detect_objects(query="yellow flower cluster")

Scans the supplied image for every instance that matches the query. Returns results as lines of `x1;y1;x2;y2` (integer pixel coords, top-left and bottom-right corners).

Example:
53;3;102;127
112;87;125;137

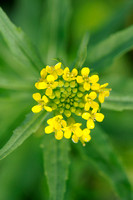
32;62;111;146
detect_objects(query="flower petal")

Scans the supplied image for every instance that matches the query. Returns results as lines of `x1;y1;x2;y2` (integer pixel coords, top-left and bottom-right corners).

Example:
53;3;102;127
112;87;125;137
77;76;83;83
81;67;90;76
55;131;63;140
32;93;41;101
45;125;53;134
87;119;95;129
89;75;99;83
32;105;42;113
95;113;104;122
82;112;91;120
84;82;90;91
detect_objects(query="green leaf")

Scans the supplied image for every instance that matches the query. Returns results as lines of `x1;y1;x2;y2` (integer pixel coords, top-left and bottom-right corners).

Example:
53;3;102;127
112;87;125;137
74;32;89;69
39;0;71;63
102;93;133;111
87;25;133;71
77;125;132;200
0;111;48;160
0;8;43;76
43;135;70;200
90;0;133;46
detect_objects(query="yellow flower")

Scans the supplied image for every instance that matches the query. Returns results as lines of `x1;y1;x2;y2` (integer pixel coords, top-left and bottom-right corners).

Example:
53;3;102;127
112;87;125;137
45;115;67;140
32;62;111;146
36;75;58;96
91;83;111;103
77;67;99;91
84;92;99;112
82;111;104;129
72;128;91;145
32;93;52;113
35;68;47;89
46;62;63;80
64;123;83;139
63;67;78;81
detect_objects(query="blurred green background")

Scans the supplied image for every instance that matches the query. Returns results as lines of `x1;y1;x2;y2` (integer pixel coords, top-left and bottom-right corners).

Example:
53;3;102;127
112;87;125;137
0;0;133;200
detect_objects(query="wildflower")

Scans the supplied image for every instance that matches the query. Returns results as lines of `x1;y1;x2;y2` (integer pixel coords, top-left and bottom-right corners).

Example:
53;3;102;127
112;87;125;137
32;93;52;113
91;83;111;103
64;123;83;139
84;92;99;112
82;111;104;129
45;115;66;140
63;67;78;81
77;67;99;91
32;62;111;146
46;62;63;80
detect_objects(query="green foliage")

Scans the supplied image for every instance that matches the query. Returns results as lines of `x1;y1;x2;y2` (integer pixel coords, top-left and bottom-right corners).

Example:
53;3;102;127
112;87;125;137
0;8;43;76
74;33;89;69
87;25;133;71
77;125;132;200
43;135;70;200
0;1;133;200
0;112;48;160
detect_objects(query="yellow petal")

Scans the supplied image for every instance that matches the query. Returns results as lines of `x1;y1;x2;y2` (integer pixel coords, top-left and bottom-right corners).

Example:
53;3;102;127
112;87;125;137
74;128;82;137
55;131;63;140
83;82;90;91
64;129;71;139
55;122;61;130
82;134;91;142
82;112;91;120
32;105;42;113
56;68;64;76
40;68;47;78
95;113;104;122
52;71;58;80
81;67;90;76
91;83;100;90
89;75;99;83
77;76;83;83
100;83;108;88
32;93;41;101
91;101;99;110
104;90;110;97
35;81;47;89
88;92;97;100
45;125;53;134
82;128;90;135
54;62;61;70
98;93;105;103
72;134;79;143
72;68;78;76
84;102;91;111
64;67;69;74
52;81;58;89
46;88;53;96
47;75;55;82
44;106;52;112
62;120;67;127
42;95;48;103
87;119;95;129
46;65;54;73
47;118;53;125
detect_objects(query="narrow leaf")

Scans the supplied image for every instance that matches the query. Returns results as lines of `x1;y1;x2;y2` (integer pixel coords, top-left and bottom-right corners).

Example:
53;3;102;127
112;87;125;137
90;0;133;46
74;32;89;69
78;126;132;200
0;111;48;160
0;8;43;75
87;25;133;71
43;135;70;200
102;93;133;111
